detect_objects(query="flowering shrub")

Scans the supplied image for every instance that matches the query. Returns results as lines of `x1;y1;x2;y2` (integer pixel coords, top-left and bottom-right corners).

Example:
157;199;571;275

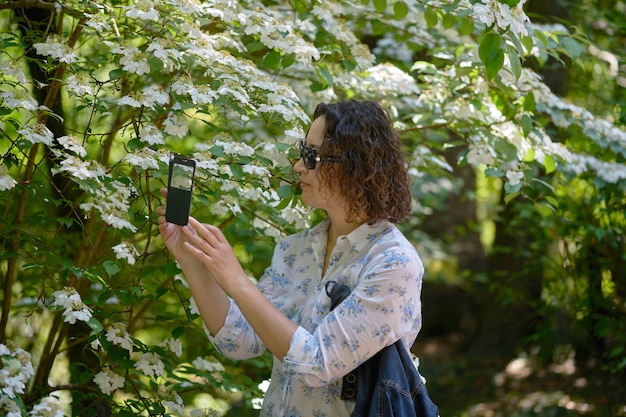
0;0;624;416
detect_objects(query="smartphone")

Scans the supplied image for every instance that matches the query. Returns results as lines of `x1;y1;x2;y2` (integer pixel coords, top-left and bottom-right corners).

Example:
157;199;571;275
166;155;196;226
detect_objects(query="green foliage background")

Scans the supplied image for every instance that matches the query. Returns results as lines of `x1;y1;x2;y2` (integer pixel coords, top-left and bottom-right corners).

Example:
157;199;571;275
0;0;624;415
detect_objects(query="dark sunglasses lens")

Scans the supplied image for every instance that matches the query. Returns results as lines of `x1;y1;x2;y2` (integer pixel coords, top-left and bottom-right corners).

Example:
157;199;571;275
300;143;317;169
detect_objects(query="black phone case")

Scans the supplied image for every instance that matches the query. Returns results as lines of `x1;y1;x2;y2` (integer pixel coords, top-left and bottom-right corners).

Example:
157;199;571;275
165;156;195;226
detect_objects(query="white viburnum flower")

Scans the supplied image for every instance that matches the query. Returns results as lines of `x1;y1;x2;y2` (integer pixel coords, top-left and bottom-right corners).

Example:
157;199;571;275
33;35;78;63
28;396;64;417
163;391;184;414
112;242;140;265
139;124;164;145
112;44;150;75
83;12;111;32
0;60;28;83
0;395;21;417
192;357;225;373
93;369;125;396
117;91;142;108
0;90;39;110
134;352;165;378
163;112;189;138
53;287;92;324
79;180;138;232
57;135;87;157
0;346;34;399
506;170;525;186
466;145;495;166
124;150;160;171
105;323;134;352
188;297;199;315
141;84;170;109
53;287;82;309
90;338;102;350
164;338;183;357
18;123;54;146
190;409;222;417
62;301;93;324
65;74;93;96
215;138;255;157
0;164;17;191
55;155;100;181
125;0;160;21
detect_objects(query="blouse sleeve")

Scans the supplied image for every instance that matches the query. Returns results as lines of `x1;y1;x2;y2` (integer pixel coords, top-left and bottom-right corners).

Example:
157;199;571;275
205;298;267;360
282;243;424;387
205;264;285;360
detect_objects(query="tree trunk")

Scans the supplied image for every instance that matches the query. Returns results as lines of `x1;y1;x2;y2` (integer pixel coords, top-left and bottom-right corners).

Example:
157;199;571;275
13;6;108;416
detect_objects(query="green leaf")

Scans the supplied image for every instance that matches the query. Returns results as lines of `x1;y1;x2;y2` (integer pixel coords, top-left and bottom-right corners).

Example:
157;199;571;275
263;50;281;69
499;0;520;6
504;181;522;194
393;1;409;19
424;8;439;28
315;65;334;88
521;34;534;53
508;50;522;80
277;184;295;199
442;13;456;29
341;59;357;72
535;202;556;217
128;138;144;152
373;0;386;13
504;190;520;204
87;316;104;333
479;33;504;80
530;177;555;192
172;326;185;339
108;68;126;80
458;17;475;36
281;53;296;68
245;41;265;53
80;371;92;384
545;196;559;208
560;36;583;59
230;164;244;180
523;92;535;112
484;167;505;178
56;217;74;227
521;114;533;136
523;148;535;162
103;260;121;277
543;155;556;174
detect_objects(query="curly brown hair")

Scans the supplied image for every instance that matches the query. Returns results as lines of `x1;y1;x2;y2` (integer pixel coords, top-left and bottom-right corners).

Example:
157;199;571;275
312;100;412;224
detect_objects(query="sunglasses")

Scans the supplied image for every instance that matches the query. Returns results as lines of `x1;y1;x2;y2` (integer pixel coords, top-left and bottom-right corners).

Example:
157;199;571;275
298;139;340;170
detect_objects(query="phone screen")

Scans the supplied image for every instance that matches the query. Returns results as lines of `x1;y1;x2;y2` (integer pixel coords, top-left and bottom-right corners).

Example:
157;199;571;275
170;162;194;191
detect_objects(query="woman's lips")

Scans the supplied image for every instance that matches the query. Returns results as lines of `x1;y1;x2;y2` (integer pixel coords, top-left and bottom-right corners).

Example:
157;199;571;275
299;180;309;188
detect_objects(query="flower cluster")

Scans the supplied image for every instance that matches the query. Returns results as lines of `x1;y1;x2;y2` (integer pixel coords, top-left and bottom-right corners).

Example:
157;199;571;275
52;287;93;325
0;164;17;191
472;0;530;36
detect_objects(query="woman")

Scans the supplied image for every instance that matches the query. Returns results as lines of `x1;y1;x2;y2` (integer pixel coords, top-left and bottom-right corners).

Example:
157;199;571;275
158;100;424;416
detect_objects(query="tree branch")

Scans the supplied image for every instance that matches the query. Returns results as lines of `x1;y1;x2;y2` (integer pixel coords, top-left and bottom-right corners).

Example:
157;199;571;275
0;0;59;11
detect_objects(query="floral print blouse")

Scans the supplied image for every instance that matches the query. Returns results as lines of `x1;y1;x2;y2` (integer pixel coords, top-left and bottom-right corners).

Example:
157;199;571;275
207;218;424;417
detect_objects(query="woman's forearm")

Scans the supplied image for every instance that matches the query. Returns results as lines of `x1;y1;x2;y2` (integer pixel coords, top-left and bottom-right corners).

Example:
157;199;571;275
178;257;231;336
225;277;298;361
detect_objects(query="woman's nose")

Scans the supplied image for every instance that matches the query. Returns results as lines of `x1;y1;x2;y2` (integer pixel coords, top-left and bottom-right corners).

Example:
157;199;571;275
293;157;306;173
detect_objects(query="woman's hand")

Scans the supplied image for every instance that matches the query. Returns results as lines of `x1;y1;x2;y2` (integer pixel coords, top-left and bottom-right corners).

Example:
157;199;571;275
182;217;249;295
157;188;197;261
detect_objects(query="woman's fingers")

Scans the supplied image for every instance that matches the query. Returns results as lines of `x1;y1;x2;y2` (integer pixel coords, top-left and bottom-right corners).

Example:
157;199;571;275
187;217;222;247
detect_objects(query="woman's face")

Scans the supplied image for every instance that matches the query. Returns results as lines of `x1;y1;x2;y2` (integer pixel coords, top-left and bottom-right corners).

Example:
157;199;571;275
294;116;345;214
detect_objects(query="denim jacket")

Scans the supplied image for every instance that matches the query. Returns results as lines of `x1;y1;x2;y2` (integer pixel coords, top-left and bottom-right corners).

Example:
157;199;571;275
327;281;439;417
